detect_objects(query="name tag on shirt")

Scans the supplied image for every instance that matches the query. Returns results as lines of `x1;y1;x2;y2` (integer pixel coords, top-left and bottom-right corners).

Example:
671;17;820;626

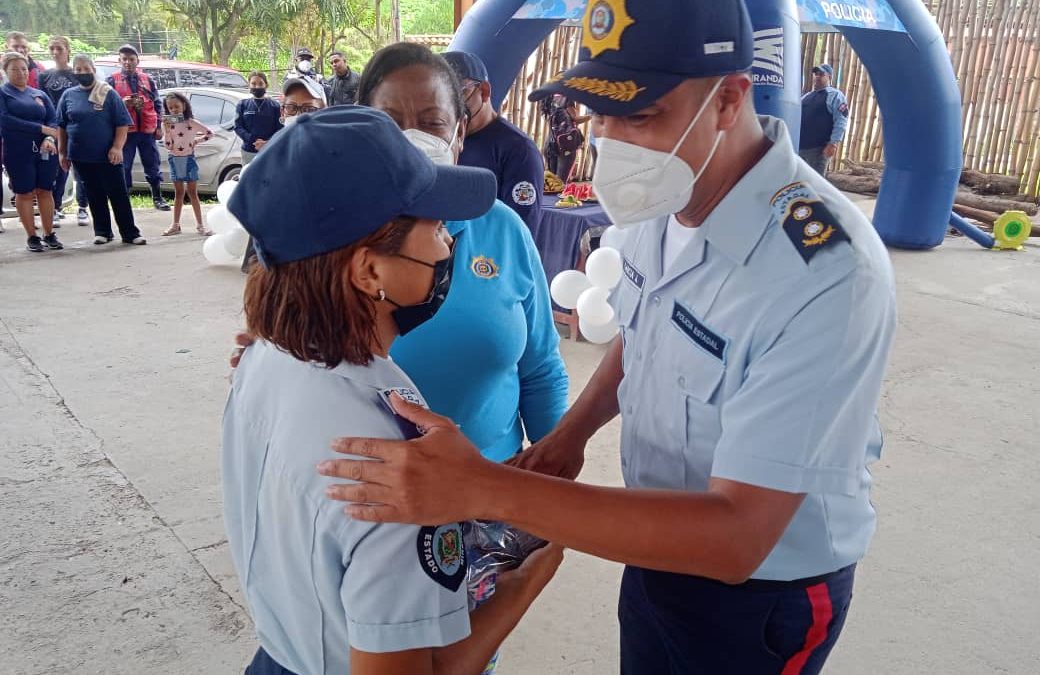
379;388;426;440
623;258;645;290
671;302;728;363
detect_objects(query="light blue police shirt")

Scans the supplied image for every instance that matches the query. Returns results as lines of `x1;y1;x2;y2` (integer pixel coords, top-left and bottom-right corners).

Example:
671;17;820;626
223;341;470;675
611;116;897;581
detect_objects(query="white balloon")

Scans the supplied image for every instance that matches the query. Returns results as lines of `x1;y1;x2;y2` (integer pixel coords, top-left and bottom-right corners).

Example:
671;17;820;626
585;246;623;289
203;234;238;265
579;316;619;344
550;270;592;310
216;179;238;204
599;225;628;250
206;204;241;235
223;226;249;257
576;287;615;326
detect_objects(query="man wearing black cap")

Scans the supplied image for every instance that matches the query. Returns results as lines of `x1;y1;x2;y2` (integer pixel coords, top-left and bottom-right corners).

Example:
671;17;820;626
799;64;849;176
320;1;897;673
107;44;170;211
442;51;543;231
285;47;327;105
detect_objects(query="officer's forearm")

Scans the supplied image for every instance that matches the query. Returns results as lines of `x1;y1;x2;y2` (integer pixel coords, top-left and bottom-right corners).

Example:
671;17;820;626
481;467;801;583
552;337;623;443
431;571;543;675
112;127;127;151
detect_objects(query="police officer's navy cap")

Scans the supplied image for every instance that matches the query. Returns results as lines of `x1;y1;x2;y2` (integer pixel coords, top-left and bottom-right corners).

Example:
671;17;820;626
118;43;139;56
443;51;489;83
812;64;834;76
296;47;315;58
227;106;497;267
530;0;754;116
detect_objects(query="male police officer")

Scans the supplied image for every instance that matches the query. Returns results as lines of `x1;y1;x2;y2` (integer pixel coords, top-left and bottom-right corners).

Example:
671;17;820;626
321;1;896;673
799;64;849;176
443;51;544;232
108;44;171;211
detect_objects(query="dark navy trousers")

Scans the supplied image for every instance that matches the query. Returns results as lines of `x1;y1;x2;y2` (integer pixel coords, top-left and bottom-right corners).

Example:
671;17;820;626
121;131;163;189
246;647;297;675
620;564;855;675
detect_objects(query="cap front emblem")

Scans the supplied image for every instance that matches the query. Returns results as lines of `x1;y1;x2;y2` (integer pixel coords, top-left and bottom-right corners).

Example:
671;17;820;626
582;0;636;59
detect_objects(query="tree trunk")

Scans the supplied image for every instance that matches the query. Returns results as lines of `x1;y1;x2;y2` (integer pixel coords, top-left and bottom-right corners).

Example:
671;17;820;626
269;34;278;83
374;0;382;43
959;169;1023;196
392;0;402;42
827;173;880;194
955;190;1038;216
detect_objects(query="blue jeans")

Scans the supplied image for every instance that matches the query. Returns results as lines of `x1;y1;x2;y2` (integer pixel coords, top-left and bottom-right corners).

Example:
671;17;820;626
52;166;89;210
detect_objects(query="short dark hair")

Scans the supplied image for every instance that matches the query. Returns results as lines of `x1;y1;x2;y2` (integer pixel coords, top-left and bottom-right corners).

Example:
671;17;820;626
247;70;268;86
163;92;194;119
243;218;417;368
330;51;345;59
357;42;466;124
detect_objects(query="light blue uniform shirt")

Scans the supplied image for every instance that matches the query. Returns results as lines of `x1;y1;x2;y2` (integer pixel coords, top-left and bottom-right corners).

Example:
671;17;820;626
611;116;896;581
391;200;569;463
223;342;470;675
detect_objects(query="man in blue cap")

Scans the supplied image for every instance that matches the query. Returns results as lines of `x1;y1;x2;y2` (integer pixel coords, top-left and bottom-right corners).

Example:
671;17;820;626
442;50;544;231
799;64;849;176
320;2;896;673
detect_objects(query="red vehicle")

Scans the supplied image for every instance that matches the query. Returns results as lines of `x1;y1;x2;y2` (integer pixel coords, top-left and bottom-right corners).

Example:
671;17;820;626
92;56;248;90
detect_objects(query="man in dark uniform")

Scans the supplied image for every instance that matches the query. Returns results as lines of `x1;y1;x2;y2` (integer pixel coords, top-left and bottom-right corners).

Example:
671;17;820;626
798;64;849;177
443;51;543;232
107;44;170;211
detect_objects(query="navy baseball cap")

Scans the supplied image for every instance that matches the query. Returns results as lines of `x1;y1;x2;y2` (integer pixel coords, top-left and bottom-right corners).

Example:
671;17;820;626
812;64;834;76
118;44;139;56
443;51;489;83
530;0;753;116
296;47;315;59
227;106;497;267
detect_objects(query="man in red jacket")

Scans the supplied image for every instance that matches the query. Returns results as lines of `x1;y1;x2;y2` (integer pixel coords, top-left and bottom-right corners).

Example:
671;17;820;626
106;44;170;211
5;32;45;87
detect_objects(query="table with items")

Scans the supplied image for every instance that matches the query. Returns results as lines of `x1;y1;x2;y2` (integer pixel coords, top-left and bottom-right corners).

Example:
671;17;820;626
528;193;613;339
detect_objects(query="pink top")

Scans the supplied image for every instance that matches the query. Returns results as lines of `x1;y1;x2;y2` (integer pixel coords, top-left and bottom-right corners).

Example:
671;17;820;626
163;119;213;157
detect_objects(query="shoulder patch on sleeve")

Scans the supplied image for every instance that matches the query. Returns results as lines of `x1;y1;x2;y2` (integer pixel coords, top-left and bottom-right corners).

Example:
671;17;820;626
512;181;537;206
771;182;850;264
417;523;467;591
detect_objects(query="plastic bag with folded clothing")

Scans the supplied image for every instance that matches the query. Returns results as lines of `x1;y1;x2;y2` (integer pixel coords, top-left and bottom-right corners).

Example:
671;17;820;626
463;520;547;610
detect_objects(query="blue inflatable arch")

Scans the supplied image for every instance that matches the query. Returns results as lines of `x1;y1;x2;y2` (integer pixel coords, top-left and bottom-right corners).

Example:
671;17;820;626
450;0;963;250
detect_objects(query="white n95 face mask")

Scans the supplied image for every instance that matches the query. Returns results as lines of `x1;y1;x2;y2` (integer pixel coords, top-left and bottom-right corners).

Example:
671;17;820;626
297;59;313;73
282;114;300;128
403;126;459;166
593;78;725;229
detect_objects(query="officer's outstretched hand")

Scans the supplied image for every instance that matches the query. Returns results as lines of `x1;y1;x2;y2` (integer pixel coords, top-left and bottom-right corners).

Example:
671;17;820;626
321;393;491;525
508;427;586;481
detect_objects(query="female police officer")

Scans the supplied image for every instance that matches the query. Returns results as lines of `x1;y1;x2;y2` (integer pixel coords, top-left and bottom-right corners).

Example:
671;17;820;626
223;106;562;675
319;1;897;673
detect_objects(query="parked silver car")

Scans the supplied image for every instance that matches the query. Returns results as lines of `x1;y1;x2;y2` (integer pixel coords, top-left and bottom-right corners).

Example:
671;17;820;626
130;87;250;196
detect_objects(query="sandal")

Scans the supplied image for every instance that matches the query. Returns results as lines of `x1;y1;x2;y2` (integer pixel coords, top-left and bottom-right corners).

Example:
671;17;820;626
196;224;214;237
162;224;182;236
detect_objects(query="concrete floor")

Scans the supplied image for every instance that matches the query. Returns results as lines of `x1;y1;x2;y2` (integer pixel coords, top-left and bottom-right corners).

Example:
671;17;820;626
1;205;1038;674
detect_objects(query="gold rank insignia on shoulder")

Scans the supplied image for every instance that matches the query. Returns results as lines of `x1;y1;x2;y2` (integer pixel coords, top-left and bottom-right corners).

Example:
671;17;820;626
771;182;849;264
583;0;636;58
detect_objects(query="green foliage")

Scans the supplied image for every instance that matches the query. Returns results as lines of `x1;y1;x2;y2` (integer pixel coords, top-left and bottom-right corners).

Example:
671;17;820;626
2;0;455;71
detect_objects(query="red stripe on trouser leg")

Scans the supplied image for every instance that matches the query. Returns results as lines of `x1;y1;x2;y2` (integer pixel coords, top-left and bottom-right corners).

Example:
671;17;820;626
780;582;834;675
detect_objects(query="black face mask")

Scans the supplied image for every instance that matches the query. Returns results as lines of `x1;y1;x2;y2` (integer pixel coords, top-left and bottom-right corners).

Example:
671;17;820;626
385;247;455;336
251;87;266;98
75;73;95;87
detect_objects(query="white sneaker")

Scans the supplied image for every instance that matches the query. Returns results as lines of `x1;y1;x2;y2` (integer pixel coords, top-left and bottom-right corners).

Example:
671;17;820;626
94;235;111;245
77;208;90;226
127;237;147;245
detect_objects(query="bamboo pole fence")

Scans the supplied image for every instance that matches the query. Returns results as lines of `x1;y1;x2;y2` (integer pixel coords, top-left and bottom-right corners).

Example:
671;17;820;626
496;1;1040;196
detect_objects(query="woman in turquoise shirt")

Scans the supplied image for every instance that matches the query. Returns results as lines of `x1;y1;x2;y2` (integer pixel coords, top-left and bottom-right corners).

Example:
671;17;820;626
358;43;568;463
